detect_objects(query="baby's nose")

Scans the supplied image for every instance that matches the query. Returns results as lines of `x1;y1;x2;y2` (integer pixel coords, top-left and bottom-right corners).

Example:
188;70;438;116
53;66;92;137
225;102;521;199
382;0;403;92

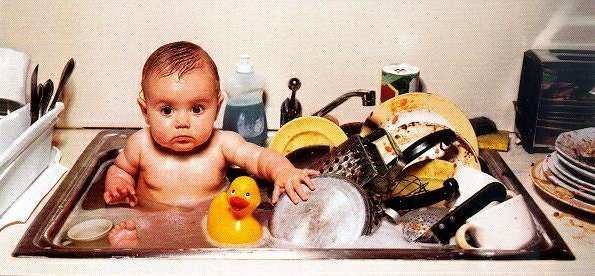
174;111;191;128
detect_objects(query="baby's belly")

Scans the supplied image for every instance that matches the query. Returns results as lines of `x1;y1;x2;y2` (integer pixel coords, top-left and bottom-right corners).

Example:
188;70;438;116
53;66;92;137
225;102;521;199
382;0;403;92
136;175;226;210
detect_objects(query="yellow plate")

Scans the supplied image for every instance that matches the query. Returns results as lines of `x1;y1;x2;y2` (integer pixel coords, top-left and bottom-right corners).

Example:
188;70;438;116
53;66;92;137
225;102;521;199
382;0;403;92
269;116;348;156
362;92;479;154
392;159;457;196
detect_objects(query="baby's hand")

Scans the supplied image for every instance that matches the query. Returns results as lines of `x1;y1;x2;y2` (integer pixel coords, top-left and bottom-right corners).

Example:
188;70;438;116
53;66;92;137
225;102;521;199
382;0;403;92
271;168;319;205
104;183;138;207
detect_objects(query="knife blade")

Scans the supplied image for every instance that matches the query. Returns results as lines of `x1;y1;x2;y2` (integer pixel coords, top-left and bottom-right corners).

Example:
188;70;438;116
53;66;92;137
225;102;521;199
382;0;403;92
48;58;75;111
415;181;507;244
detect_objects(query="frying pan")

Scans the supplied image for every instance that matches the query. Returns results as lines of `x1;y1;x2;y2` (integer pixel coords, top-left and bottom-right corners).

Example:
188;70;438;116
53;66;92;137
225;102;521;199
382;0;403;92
269;175;458;248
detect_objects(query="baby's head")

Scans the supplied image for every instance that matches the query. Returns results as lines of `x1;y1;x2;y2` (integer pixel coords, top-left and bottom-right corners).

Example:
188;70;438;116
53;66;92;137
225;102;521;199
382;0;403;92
139;41;222;153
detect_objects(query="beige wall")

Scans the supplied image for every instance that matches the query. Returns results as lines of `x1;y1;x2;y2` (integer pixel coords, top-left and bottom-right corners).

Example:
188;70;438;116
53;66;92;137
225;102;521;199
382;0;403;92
1;0;593;130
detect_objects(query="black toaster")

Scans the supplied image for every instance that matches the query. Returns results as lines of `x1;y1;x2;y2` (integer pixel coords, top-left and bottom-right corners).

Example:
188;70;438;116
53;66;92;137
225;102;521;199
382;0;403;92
515;49;595;153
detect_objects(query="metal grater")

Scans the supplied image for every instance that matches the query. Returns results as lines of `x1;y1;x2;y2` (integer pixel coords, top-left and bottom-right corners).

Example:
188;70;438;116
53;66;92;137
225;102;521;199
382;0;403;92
308;128;405;195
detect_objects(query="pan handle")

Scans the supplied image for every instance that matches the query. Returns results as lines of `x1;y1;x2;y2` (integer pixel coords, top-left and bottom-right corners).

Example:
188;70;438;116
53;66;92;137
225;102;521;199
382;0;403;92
422;181;508;244
382;178;459;211
401;129;457;164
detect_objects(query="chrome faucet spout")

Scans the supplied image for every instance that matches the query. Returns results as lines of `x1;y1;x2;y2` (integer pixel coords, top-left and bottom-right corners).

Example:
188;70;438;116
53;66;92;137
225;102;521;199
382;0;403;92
311;89;376;117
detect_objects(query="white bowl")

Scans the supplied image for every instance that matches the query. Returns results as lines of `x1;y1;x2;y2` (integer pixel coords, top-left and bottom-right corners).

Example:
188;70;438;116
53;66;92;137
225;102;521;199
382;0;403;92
67;219;113;242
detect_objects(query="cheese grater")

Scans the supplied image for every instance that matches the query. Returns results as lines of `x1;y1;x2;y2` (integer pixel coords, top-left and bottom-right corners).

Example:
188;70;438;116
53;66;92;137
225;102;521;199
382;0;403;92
307;128;456;195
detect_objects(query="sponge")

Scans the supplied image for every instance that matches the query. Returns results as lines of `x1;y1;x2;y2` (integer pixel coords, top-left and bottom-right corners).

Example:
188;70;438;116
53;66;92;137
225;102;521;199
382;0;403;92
477;130;510;151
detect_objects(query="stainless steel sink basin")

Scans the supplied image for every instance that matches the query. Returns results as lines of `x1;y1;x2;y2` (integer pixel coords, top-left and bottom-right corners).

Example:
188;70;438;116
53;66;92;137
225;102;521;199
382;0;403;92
13;129;574;259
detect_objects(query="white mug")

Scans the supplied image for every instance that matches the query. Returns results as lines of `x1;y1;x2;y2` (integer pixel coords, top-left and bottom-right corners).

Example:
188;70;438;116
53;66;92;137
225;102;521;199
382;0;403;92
455;195;536;250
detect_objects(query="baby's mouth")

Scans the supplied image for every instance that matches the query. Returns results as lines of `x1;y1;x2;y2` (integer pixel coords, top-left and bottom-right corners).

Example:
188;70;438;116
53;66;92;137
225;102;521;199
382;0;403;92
173;135;193;143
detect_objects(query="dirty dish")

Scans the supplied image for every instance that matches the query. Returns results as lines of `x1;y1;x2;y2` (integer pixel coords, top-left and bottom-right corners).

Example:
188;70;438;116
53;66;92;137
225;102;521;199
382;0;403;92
67;218;113;242
379;121;479;169
548;152;595;190
455;195;536;250
556;147;595;181
401;181;507;244
361;92;479;154
450;165;507;208
269;116;348;156
391;159;456;198
542;155;595;203
270;175;459;248
530;158;595;214
555;127;595;173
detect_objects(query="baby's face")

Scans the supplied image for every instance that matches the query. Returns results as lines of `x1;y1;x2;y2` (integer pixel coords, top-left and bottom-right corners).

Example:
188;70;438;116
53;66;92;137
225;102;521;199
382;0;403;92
140;69;221;152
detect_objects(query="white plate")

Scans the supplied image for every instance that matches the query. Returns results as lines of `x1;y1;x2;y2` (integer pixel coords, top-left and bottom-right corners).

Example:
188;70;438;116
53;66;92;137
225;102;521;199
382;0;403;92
550;152;595;191
555;127;595;174
530;159;595;214
542;155;595;203
556;150;595;181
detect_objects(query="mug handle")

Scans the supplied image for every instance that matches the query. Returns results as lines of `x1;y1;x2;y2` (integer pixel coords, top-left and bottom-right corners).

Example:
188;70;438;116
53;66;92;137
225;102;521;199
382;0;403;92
455;223;478;250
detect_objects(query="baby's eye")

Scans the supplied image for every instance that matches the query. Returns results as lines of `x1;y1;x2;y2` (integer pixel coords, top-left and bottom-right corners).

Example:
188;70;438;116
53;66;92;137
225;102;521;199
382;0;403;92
192;105;204;114
160;106;173;115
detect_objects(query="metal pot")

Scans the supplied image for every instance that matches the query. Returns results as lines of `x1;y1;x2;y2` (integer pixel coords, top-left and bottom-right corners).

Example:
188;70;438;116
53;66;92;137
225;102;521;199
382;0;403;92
269;175;458;248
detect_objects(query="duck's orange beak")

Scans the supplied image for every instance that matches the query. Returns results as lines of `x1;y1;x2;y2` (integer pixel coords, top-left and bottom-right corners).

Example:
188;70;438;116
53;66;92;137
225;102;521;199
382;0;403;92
229;196;250;212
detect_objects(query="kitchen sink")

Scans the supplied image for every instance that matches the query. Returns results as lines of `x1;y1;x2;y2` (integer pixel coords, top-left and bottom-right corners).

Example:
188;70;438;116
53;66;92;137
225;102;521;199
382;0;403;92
13;129;574;259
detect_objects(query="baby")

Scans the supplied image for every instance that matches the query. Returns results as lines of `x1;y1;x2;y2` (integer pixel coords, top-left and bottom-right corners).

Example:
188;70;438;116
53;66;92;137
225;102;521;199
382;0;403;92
104;41;318;247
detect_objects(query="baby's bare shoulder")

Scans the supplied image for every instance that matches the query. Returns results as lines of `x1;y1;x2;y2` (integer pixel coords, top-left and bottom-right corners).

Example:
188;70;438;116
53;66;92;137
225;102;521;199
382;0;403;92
215;130;245;145
122;129;153;155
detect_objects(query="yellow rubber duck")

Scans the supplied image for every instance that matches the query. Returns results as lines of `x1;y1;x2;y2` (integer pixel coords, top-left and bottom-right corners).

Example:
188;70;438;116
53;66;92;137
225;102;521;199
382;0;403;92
207;176;263;245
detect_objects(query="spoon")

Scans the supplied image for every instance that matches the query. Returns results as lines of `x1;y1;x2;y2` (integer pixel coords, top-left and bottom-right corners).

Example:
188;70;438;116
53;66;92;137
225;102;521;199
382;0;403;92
37;83;45;120
48;58;75;112
40;79;53;117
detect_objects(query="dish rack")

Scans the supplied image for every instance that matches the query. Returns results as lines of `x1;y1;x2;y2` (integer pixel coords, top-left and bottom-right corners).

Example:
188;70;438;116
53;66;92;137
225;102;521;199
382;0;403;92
0;102;63;216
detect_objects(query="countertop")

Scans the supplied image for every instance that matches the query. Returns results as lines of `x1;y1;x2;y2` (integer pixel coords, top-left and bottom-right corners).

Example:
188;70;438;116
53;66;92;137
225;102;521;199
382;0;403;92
1;129;593;275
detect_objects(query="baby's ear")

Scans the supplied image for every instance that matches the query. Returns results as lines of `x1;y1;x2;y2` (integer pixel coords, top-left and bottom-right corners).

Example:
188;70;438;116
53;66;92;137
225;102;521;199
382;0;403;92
137;97;149;123
216;93;224;114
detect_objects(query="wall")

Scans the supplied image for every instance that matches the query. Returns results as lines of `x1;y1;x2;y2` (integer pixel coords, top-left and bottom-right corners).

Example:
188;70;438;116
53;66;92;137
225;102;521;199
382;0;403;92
1;0;593;130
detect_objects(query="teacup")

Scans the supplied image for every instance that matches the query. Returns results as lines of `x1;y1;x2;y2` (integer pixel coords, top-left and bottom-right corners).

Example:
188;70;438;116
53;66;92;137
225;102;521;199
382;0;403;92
455;195;536;250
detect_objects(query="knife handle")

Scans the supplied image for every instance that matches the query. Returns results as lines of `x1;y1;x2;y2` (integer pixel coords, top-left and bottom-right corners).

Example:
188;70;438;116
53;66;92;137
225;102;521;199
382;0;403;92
429;181;507;244
383;178;459;210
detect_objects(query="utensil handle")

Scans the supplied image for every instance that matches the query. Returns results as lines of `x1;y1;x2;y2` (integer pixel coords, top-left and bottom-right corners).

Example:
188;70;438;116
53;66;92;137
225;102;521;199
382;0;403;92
427;181;507;244
383;178;459;210
402;129;457;164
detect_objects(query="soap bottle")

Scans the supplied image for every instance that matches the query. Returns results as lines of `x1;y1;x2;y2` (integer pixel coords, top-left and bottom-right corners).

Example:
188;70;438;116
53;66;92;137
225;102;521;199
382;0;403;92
222;55;267;146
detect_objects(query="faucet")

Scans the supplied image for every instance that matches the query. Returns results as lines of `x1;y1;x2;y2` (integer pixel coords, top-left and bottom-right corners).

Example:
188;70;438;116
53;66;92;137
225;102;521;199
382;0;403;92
311;89;376;117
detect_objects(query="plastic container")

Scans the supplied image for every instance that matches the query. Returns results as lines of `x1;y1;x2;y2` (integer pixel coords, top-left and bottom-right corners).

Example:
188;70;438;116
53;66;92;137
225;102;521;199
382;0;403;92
0;102;64;216
222;55;267;146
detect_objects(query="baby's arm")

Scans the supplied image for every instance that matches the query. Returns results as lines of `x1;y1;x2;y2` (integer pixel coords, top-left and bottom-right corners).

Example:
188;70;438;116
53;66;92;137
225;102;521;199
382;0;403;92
220;131;319;204
104;132;143;207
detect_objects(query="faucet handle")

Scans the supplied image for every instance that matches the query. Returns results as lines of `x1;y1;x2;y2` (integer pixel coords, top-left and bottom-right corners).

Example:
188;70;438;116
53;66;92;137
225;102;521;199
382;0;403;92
281;78;303;126
288;78;301;92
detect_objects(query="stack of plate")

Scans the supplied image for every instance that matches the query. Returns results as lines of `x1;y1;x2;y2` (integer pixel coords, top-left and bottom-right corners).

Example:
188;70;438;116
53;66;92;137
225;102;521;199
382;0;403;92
531;128;595;214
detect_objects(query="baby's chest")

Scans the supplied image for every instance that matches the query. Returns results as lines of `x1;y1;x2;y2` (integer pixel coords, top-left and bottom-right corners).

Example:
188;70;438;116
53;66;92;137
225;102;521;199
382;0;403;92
141;155;226;187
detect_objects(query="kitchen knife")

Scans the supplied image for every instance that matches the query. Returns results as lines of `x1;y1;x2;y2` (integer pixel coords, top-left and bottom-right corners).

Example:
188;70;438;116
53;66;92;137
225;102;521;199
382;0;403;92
30;65;39;124
415;181;507;244
48;58;74;111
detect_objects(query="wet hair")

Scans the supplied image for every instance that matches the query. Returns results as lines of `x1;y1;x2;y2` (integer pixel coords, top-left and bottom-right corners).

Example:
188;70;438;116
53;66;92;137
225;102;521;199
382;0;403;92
141;41;219;97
